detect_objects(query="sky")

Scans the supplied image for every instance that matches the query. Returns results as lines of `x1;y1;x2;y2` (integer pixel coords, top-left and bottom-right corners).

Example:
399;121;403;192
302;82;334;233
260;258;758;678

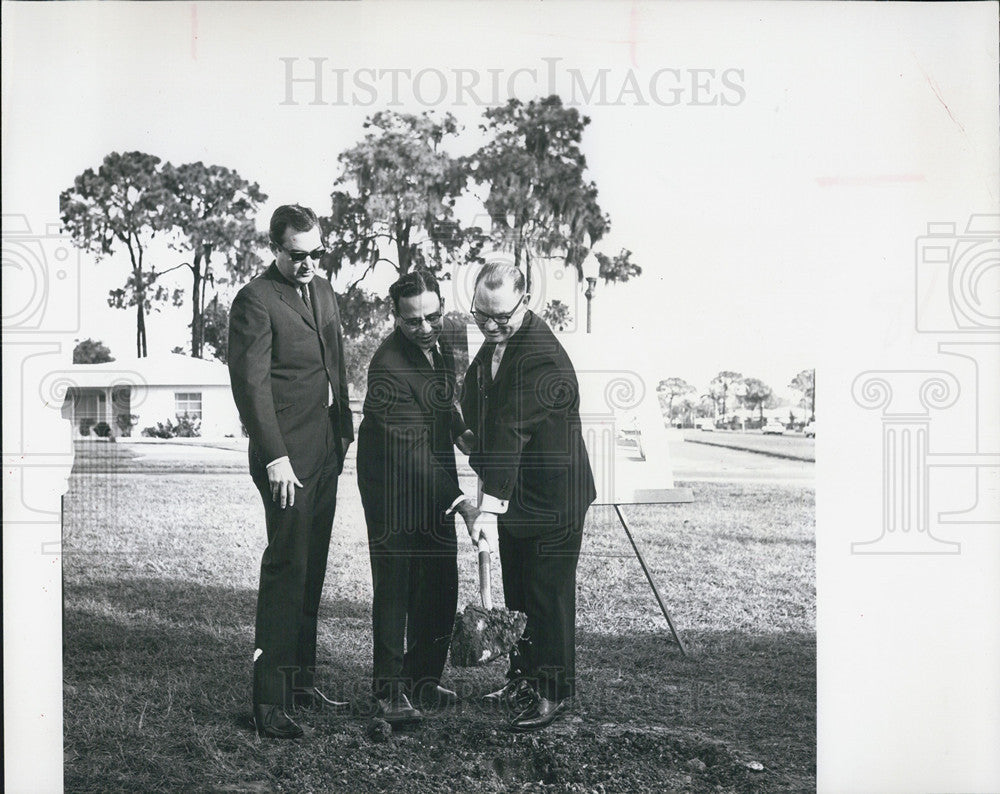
3;3;999;792
11;2;994;397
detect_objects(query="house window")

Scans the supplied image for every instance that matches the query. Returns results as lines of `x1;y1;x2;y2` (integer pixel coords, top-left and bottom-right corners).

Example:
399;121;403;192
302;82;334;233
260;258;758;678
175;392;203;419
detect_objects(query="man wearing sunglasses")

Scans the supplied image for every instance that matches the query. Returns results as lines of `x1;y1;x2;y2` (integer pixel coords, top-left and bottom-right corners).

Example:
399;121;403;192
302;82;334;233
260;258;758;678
462;262;596;733
229;204;354;738
356;270;480;725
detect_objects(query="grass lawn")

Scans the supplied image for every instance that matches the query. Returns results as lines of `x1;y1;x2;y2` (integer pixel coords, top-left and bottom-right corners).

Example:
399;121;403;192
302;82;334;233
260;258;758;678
64;443;814;793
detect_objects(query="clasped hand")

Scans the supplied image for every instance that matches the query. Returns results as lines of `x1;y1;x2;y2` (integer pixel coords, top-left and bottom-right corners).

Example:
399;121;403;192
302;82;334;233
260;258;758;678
472;512;499;552
456;499;497;550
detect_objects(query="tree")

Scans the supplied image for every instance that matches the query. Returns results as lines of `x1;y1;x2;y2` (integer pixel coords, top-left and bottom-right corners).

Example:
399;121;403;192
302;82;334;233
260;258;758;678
201;296;230;364
789;368;816;421
709;371;744;420
343;331;385;396
335;287;393;393
325;110;476;286
597;249;642;284
674;397;696;427
467;96;612;293
60;151;176;357
336;287;391;337
696;394;717;419
161;162;268;358
657;378;696;422
440;310;472;387
72;338;114;364
741;377;774;422
542;299;573;331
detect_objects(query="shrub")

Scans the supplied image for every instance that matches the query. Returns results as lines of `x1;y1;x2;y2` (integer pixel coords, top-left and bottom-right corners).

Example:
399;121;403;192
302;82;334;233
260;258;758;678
173;413;201;438
141;414;201;439
93;421;113;438
142;422;174;439
542;300;573;332
79;417;96;436
115;413;138;437
72;338;114;364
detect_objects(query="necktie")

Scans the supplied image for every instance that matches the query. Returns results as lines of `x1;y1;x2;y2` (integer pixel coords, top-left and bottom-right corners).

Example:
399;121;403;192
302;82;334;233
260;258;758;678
491;343;506;379
481;343;496;388
299;284;312;314
429;345;452;405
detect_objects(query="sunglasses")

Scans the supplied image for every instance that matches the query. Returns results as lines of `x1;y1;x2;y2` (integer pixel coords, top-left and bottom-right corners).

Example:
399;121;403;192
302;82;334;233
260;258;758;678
284;246;326;263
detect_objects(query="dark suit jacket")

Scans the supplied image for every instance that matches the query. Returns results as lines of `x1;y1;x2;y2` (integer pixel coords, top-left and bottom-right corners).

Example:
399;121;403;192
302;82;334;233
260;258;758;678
461;310;596;538
356;329;466;533
228;263;353;479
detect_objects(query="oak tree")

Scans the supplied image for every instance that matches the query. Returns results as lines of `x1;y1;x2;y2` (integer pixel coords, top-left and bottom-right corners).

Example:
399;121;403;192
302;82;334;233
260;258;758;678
60;151;175;357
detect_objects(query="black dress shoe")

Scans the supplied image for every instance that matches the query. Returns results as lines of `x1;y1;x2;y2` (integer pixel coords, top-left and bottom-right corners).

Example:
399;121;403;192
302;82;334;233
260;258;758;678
508;696;568;733
293;686;351;715
414;684;457;710
482;679;537;714
376;693;423;725
253;704;304;739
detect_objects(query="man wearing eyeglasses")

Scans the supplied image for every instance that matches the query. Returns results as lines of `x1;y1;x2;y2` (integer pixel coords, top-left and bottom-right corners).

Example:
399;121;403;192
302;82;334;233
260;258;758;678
229;204;354;739
356;270;480;725
462;262;596;733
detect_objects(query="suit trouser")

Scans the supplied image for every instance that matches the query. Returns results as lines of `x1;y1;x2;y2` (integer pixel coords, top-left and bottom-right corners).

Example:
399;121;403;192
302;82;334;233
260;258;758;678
367;517;458;700
250;449;340;707
498;519;584;702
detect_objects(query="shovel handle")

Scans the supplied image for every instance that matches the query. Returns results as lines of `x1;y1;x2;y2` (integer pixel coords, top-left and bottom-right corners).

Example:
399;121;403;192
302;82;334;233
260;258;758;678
477;537;493;611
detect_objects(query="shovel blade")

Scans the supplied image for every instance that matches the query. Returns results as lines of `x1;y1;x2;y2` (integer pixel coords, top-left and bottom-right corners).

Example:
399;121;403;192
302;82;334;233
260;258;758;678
449;604;527;667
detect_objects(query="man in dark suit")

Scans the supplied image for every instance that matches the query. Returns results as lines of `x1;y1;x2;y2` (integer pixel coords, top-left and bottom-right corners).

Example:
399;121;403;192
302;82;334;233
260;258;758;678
356;270;480;725
228;204;354;739
461;262;596;733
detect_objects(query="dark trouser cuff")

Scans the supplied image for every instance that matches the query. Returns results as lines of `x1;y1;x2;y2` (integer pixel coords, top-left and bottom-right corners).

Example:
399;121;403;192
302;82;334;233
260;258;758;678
538;678;575;702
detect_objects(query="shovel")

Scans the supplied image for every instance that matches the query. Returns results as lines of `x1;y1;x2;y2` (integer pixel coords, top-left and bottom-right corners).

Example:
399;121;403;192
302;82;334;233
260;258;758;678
450;536;526;667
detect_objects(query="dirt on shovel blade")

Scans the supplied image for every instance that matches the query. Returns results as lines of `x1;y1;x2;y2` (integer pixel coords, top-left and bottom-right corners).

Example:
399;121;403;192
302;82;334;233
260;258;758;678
450;604;527;667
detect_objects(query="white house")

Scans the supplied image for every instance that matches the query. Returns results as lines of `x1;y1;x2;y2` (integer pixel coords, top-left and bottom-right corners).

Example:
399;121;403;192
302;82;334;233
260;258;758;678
61;354;243;440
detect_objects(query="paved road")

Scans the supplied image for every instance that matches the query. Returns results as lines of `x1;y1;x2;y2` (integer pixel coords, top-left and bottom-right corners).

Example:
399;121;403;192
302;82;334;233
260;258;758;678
668;434;814;486
681;430;815;462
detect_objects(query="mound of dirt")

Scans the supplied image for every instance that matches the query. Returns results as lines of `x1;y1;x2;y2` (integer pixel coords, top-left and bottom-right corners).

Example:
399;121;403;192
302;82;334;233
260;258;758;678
450;605;527;667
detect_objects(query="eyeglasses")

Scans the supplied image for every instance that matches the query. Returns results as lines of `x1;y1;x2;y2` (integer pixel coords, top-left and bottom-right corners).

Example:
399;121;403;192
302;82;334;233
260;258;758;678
284;246;326;263
471;301;523;327
399;312;444;330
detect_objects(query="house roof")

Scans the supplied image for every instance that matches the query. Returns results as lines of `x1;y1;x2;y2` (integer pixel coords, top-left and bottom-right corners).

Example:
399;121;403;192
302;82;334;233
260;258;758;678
67;354;231;389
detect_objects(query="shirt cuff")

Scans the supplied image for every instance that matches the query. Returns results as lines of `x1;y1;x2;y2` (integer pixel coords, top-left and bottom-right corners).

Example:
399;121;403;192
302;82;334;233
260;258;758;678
266;455;289;469
479;493;509;514
444;494;467;516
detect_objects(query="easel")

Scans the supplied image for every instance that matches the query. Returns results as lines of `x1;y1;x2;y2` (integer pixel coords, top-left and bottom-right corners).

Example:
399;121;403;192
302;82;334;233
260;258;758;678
604;487;694;657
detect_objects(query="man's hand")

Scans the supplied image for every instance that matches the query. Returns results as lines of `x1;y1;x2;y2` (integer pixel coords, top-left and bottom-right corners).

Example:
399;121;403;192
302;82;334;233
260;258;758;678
472;511;499;552
455;430;476;456
455;499;481;544
267;458;303;509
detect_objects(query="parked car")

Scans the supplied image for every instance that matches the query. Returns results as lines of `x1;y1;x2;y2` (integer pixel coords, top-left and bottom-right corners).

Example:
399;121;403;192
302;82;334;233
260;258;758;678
803;421;816;438
695;419;715;431
762;418;786;435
